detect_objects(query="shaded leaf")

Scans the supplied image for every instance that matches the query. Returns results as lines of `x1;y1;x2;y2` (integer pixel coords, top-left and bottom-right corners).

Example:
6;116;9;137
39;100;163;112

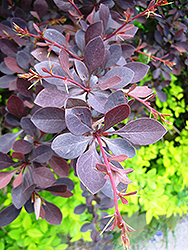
66;97;89;109
31;48;59;62
16;78;33;98
105;90;125;112
105;44;122;68
31;107;66;133
125;62;149;83
20;117;40;138
65;107;93;136
84;36;105;74
42;200;62;225
43;29;66;54
16;51;31;71
53;177;74;191
88;90;108;114
52;133;91;159
85;21;103;45
49;155;69;177
77;143;106;194
122;43;135;59
6;95;25;118
11;183;28;209
0;38;18;57
0;204;22;227
99;4;110;32
0;130;23;153
114;118;167;145
34;0;48;18
0;170;16;189
12;139;33;154
32;167;56;188
0;152;18;170
74;59;88;81
31;145;53;163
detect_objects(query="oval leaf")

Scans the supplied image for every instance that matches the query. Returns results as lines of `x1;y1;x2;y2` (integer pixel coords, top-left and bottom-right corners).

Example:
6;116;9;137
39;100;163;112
0;204;22;227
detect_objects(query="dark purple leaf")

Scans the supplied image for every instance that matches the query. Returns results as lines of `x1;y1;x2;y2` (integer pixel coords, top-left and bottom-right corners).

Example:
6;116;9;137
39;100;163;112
99;4;110;32
6;95;24;118
115;0;135;8
0;152;18;170
43;29;66;54
31;145;53;163
44;184;66;194
12;139;33;154
156;89;167;102
32;167;56;188
12;152;25;161
99;66;134;89
4;57;24;73
31;48;59;62
99;75;122;91
51;133;91;159
11;183;28;209
66;98;89;109
42;200;62;225
53;177;74;191
0;39;18;57
88;90;108;114
23;184;36;201
0;204;22;227
154;30;163;45
124;62;150;83
84;36;105;74
122;44;135;59
80;222;93;232
0;130;23;153
77;143;106;194
129;86;153;98
49;155;69;177
74;60;89;81
16;51;31;71
0;170;16;189
85;21;103;45
53;0;75;11
31;107;66;133
11;17;28;30
65;107;93;136
20;117;40;138
114;118;167;145
59;50;71;77
101;104;130;132
102;137;136;158
5;113;20;127
75;30;85;52
0;75;16;89
74;204;87;215
35;88;68;108
105;44;122;68
105;90;125;112
16;78;33;98
34;0;48;18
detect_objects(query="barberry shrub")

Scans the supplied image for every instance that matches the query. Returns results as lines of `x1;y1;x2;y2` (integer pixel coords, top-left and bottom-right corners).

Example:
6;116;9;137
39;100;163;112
0;0;172;249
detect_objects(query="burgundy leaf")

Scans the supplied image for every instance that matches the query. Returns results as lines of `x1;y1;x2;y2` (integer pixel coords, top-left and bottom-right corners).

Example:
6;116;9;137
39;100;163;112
52;133;91;159
114;118;167;145
122;44;135;59
0;170;16;189
102;137;136;158
129;86;153;98
45;184;73;197
125;62;150;83
99;75;122;91
12;139;33;154
6;95;25;118
12;152;25;161
0;130;23;153
0;204;22;227
31;145;53;163
32;167;56;188
16;78;33;98
85;21;103;45
0;152;18;170
101;104;130;132
75;30;85;52
31;107;66;133
34;0;48;18
34;88;68;108
53;0;75;12
84;36;105;74
4;57;24;73
49;155;69;177
59;50;71;77
42;200;62;225
13;171;23;188
105;90;126;112
65;107;93;136
76;143;106;194
80;222;93;232
0;39;18;57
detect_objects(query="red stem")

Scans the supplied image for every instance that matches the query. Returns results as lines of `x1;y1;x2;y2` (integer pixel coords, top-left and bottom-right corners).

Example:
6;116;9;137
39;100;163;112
67;0;86;21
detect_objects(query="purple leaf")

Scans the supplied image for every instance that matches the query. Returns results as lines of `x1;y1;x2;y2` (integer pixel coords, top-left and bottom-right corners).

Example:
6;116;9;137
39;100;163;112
0;39;18;57
53;0;75;12
59;50;71;77
11;183;28;209
16;51;31;71
99;75;122;91
66;97;89;109
84;36;105;74
34;0;48;18
65;107;93;136
99;66;134;89
122;43;135;59
88;90;108;114
4;57;24;73
76;143;106;194
105;90;126;112
43;29;66;54
0;130;23;153
51;133;91;159
21;117;40;138
6;95;25;118
129;86;153;98
31;48;59;62
101;104;130;132
0;75;16;89
74;204;87;215
99;4;110;32
105;44;122;68
102;137;136;158
0;170;16;189
53;177;74;191
44;184;73;197
85;21;103;45
31;145;53;163
34;88;68;108
16;78;33;98
74;59;88;81
12;139;33;155
75;30;85;52
32;167;56;188
80;222;93;232
49;155;69;177
31;107;66;133
42;200;62;225
125;62;150;83
0;204;22;227
0;152;18;170
114;118;167;145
